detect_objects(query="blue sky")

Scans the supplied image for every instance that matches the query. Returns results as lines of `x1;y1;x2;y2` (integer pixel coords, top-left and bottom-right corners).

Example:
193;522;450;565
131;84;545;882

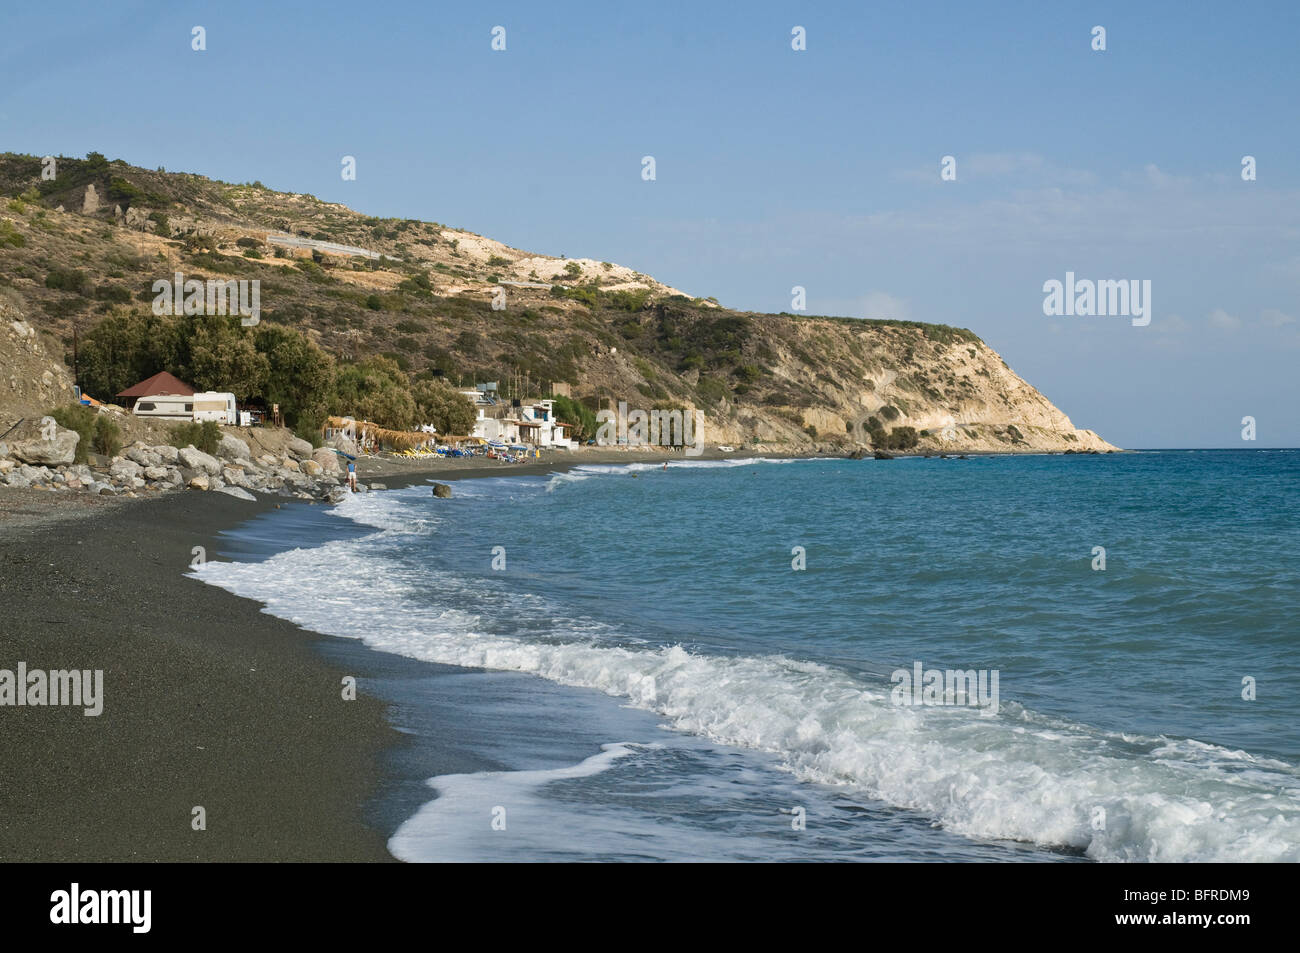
2;0;1297;446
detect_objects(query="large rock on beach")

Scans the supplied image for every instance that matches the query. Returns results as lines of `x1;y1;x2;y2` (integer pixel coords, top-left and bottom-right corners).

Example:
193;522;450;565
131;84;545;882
178;446;221;475
311;448;341;474
327;434;359;456
5;417;80;466
109;458;142;481
217;433;251;461
432;482;452;498
287;436;314;458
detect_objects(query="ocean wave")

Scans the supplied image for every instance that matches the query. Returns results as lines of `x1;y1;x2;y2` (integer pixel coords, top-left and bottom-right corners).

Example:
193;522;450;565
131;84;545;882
196;523;1300;863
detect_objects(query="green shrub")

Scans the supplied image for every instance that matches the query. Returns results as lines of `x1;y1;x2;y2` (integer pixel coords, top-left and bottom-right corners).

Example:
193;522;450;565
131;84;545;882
0;220;25;248
47;404;96;463
94;283;132;303
45;267;94;296
550;394;597;442
92;415;122;457
170;420;221;455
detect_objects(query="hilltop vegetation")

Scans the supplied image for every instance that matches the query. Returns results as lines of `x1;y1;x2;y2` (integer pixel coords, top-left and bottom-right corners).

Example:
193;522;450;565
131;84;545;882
0;151;1116;452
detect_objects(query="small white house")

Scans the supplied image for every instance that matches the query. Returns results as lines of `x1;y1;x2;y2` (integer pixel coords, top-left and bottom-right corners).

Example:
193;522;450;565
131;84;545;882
520;400;575;448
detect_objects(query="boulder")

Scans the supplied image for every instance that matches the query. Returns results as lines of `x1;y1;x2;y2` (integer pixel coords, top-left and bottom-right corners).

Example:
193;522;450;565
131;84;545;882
326;486;349;503
217;433;251;461
214;486;256;502
187;474;210;490
287;436;314;458
125;446;162;468
0;440;8;458
432;482;452;498
143;466;171;481
369;482;387;491
5;417;80;466
301;459;322;476
281;458;300;472
873;450;895;460
2;471;31;488
151;444;180;464
311;448;341;474
109;458;143;481
0;458;13;473
178;446;221;475
327;434;359;456
221;467;249;487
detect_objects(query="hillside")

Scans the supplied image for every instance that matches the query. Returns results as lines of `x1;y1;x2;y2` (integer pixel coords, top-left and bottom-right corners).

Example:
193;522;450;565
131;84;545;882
0;151;1117;453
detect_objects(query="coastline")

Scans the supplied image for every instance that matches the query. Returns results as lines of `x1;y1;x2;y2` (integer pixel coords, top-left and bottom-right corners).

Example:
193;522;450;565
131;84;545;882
0;444;1128;862
0;445;748;861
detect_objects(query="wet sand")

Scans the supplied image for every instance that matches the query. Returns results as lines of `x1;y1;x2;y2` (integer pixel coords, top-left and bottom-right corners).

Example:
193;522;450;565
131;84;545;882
0;445;783;861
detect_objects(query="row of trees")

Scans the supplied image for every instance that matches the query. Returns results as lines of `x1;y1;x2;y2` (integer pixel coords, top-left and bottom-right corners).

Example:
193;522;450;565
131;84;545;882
74;312;476;437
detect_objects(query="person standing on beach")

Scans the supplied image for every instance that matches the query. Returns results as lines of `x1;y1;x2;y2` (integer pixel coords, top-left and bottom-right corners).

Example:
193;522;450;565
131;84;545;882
347;460;358;492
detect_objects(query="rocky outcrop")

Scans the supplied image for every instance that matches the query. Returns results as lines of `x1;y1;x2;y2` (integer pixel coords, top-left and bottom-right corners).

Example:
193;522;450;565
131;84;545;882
177;446;221;475
0;312;78;423
432;482;452;498
216;433;251;461
4;417;79;466
2;435;363;504
287;436;314;458
311;447;341;474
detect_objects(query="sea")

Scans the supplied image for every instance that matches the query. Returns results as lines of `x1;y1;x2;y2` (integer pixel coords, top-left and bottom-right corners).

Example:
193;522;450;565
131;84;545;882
195;450;1300;862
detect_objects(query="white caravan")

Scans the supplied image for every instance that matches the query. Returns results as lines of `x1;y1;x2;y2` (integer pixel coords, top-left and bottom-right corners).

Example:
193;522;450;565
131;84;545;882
191;392;238;424
131;395;194;421
132;391;237;424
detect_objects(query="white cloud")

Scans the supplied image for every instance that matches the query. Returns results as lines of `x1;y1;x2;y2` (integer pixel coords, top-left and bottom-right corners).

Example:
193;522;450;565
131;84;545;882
1208;308;1242;330
812;291;911;321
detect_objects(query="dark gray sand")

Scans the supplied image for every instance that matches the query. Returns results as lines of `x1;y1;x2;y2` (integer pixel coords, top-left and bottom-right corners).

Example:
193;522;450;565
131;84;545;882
0;446;805;861
0;490;399;861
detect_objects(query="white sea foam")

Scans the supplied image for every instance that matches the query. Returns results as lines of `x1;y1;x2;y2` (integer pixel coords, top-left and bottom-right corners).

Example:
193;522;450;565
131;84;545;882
198;497;1300;863
390;743;639;862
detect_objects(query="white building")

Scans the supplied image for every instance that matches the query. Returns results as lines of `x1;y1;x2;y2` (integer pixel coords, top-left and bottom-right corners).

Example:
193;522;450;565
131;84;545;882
520;399;575;448
467;398;574;448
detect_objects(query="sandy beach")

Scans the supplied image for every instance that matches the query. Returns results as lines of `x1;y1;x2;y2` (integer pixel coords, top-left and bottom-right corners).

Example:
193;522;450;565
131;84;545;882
0;445;763;861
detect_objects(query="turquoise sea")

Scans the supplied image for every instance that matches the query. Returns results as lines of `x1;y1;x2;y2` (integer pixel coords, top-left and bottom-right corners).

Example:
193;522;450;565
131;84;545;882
198;450;1300;862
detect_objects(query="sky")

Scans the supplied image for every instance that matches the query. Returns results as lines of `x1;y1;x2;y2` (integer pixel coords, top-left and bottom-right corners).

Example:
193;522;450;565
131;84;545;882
2;0;1297;447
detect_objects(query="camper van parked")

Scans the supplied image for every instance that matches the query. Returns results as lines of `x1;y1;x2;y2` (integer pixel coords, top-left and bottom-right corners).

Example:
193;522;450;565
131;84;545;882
132;395;194;421
191;392;238;424
132;391;237;424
